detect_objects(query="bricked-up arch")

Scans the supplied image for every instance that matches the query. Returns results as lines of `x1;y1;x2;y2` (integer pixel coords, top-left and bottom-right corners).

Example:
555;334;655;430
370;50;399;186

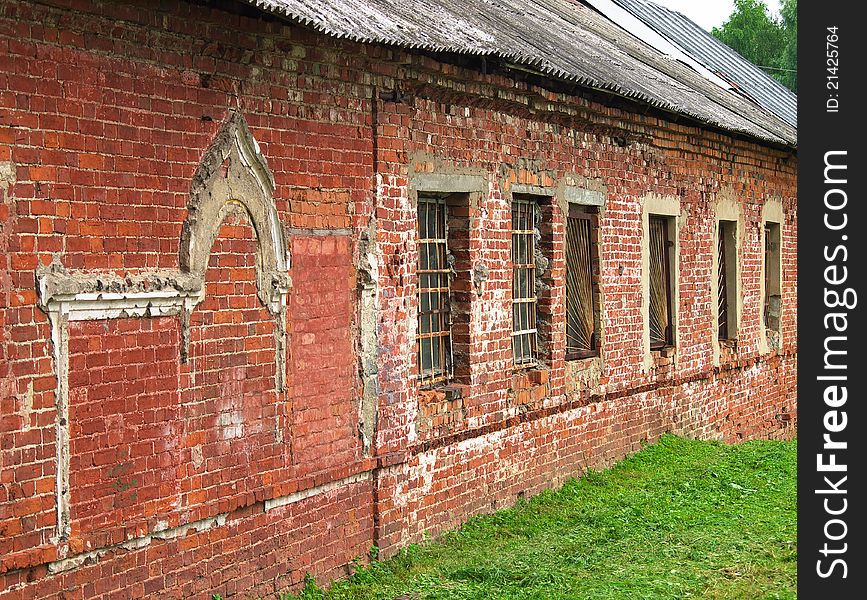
180;111;290;316
178;111;290;391
34;112;292;543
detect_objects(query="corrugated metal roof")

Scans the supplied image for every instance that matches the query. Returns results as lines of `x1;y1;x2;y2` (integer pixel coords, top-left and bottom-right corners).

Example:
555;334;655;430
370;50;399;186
242;0;796;147
609;0;797;128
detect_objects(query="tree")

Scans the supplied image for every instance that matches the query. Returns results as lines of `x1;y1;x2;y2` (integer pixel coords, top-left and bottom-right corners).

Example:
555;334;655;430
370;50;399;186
711;0;796;92
778;0;797;91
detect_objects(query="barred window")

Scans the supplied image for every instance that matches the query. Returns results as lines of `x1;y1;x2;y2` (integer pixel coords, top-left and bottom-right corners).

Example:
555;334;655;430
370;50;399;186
566;205;599;359
763;222;782;333
648;215;674;349
417;195;453;386
512;198;538;366
717;220;737;340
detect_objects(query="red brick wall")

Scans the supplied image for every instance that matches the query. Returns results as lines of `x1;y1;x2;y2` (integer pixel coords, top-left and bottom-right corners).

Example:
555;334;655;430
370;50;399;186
369;59;796;555
0;0;795;597
68;317;181;550
182;211;284;521
1;0;374;595
1;476;374;599
289;234;359;469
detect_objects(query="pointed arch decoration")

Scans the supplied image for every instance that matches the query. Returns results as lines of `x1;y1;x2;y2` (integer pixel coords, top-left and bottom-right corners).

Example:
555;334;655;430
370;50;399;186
180;111;290;315
35;112;292;541
177;110;290;388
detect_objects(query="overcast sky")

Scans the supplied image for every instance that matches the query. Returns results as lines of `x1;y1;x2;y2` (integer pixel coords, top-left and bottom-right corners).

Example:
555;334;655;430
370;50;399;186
651;0;783;31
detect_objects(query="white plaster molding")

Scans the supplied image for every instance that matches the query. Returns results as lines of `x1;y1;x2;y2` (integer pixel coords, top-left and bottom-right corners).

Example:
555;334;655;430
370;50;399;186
46;470;373;575
34;112;294;542
41;288;205;322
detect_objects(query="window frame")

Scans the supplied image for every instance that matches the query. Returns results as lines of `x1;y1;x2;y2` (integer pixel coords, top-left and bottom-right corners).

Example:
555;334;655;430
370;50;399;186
648;214;675;351
716;219;739;342
565;203;600;360
511;197;539;368
759;199;784;354
416;193;454;387
763;221;782;334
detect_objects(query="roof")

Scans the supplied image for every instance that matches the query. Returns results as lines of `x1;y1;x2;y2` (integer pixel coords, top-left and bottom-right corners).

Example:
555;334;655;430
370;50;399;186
242;0;796;148
607;0;796;128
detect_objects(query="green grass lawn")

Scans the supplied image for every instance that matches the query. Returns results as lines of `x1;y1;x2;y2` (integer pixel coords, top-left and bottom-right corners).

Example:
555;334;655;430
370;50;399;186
294;434;796;600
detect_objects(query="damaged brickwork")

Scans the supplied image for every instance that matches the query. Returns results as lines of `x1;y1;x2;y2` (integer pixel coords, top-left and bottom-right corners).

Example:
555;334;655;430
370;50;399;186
1;1;795;598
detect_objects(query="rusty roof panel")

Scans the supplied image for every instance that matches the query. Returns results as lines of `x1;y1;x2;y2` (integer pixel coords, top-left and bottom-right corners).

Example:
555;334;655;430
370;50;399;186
243;0;796;147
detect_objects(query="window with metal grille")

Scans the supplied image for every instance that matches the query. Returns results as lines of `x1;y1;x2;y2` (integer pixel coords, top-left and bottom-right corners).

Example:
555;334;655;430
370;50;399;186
566;204;599;359
763;221;782;333
717;220;738;340
648;215;674;349
512;198;538;366
417;195;453;386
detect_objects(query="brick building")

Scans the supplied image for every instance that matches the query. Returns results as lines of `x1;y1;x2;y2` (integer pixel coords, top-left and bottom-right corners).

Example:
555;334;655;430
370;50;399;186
0;0;796;597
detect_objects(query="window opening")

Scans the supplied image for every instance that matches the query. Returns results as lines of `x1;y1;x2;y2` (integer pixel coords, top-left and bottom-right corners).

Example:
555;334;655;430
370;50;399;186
649;215;674;349
512;198;538;366
566;205;599;359
417;195;453;385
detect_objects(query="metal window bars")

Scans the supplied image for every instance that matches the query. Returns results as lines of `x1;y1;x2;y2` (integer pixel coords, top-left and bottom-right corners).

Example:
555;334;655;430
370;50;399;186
512;198;538;366
648;216;673;349
417;195;453;386
762;222;781;332
763;223;771;328
566;207;597;358
718;223;729;340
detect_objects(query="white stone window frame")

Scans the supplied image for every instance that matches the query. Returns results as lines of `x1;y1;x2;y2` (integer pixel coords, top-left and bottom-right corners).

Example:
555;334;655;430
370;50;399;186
641;193;681;371
759;197;784;353
711;191;744;365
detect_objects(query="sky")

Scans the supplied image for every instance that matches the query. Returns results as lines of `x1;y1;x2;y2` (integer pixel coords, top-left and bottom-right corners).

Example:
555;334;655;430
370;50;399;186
651;0;783;31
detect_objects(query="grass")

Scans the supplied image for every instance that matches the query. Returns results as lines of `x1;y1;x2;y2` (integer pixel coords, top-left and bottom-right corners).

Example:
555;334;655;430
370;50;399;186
292;435;796;600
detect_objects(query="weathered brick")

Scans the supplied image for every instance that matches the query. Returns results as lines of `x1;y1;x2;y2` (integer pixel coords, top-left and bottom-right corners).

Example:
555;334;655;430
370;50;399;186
0;0;795;597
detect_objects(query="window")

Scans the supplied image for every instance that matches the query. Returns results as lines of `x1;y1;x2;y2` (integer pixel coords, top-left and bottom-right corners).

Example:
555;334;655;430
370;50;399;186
648;215;674;349
763;221;782;335
565;204;600;359
417;195;453;385
512;198;538;366
717;220;738;340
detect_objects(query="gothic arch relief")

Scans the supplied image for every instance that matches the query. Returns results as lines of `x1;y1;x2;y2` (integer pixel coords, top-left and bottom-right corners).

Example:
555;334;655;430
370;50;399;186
180;111;290;315
178;111;290;391
35;111;291;542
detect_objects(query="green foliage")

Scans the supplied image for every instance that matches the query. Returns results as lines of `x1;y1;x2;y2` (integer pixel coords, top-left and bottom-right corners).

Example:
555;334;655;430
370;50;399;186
778;0;797;91
283;435;796;599
712;0;797;92
295;573;326;599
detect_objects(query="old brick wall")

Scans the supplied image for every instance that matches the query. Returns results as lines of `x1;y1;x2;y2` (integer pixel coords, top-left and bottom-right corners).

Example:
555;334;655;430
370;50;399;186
1;0;375;597
369;53;796;552
0;0;795;597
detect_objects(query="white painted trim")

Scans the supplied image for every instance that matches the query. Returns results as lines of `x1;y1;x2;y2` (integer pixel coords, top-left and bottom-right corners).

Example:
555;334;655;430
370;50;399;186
46;470;373;575
265;471;373;511
43;289;205;322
